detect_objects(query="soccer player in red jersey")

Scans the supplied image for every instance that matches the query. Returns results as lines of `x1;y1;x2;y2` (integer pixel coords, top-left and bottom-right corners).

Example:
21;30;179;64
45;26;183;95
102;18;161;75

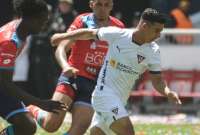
28;0;124;134
0;0;66;135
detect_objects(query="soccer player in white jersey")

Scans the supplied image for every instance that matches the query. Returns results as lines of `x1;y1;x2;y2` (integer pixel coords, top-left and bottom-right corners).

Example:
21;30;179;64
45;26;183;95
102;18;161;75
51;8;182;135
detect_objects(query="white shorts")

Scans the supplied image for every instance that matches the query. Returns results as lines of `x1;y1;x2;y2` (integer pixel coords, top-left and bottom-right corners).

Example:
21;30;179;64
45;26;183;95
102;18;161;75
91;89;129;134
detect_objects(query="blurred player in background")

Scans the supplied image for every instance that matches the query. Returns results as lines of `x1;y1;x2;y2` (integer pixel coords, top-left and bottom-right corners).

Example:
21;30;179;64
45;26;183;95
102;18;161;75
28;0;124;134
51;8;182;135
0;0;66;135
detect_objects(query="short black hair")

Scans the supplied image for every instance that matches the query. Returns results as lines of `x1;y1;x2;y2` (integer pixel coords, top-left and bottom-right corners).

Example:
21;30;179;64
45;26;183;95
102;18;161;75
141;8;167;24
13;0;48;18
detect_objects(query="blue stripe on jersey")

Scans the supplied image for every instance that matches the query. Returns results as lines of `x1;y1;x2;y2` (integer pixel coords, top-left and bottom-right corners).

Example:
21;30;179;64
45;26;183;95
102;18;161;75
11;32;22;49
81;14;98;29
99;60;108;91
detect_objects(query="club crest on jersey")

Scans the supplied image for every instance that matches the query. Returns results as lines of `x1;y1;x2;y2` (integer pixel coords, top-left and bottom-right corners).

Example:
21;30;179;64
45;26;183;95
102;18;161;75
111;107;119;115
137;54;145;64
90;42;96;49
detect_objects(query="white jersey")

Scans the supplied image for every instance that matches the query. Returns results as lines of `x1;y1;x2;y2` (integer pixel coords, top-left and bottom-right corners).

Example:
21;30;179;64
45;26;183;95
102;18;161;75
93;26;161;105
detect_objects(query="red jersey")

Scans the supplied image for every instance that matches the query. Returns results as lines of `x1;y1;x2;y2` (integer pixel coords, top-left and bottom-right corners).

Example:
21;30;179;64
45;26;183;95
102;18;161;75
67;13;125;80
0;20;25;70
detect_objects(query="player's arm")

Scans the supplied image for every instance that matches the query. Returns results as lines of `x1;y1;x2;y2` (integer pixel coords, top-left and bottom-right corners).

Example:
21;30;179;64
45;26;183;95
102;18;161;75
55;39;79;77
0;70;67;113
0;70;40;104
149;72;181;104
51;28;98;46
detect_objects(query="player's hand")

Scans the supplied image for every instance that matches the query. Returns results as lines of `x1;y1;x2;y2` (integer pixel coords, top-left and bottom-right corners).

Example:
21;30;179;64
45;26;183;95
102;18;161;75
62;66;79;78
167;91;182;105
37;99;68;113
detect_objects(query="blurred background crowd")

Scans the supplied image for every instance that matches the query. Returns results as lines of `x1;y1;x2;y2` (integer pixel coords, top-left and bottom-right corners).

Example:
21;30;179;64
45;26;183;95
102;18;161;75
1;0;200;115
1;0;200;28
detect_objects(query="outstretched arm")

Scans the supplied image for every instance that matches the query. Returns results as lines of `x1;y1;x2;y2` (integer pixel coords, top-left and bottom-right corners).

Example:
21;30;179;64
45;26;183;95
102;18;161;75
0;70;67;113
150;72;182;104
51;28;98;46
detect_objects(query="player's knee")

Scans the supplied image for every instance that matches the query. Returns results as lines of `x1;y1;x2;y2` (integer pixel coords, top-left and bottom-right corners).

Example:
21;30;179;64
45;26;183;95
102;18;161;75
124;127;135;135
112;127;135;135
122;125;135;135
10;114;37;135
110;118;135;135
42;120;62;133
15;119;37;135
90;126;106;135
71;120;91;133
120;124;135;135
23;121;37;135
77;122;90;131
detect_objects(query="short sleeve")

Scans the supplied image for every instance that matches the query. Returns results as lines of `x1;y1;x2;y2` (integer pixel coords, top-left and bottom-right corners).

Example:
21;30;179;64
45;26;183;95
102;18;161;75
148;43;161;72
0;41;17;70
97;26;123;44
67;14;84;32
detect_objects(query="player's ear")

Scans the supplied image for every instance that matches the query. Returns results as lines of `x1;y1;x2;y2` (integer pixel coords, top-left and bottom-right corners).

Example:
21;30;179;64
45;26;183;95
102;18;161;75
89;0;93;9
140;21;148;30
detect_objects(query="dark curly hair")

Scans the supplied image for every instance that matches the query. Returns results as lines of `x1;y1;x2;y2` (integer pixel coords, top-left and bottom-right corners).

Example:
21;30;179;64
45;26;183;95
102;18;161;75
13;0;48;18
141;8;167;24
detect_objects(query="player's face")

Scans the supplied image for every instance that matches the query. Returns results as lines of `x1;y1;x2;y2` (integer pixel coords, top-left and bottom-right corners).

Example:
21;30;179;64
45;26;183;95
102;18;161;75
145;22;164;42
30;12;48;34
90;0;113;21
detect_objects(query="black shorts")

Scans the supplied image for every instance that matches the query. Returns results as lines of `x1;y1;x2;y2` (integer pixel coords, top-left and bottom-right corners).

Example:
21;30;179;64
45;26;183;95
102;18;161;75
0;90;28;120
56;74;96;105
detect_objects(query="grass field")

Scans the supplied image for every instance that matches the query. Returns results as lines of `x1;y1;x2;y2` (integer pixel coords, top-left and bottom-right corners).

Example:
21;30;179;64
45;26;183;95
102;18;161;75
1;118;200;135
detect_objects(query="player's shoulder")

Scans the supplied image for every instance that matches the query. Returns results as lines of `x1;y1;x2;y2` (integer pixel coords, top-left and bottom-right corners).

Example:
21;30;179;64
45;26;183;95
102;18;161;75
100;26;124;33
109;16;125;28
74;12;91;20
0;20;19;44
148;42;160;54
68;13;91;31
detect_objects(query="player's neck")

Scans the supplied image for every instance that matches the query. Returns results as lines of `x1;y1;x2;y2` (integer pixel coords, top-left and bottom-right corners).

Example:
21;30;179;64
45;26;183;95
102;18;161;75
16;21;31;41
132;30;146;45
94;15;110;27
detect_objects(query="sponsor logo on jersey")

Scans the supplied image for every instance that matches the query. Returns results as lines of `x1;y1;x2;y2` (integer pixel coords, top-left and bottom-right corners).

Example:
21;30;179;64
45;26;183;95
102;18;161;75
109;59;139;75
85;51;105;66
85;66;97;75
1;52;15;57
90;41;108;49
109;59;117;68
2;59;11;64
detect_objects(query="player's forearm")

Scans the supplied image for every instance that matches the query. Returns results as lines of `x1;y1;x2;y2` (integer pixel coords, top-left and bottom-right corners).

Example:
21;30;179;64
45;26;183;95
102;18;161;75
153;80;170;97
2;80;41;105
55;44;69;70
51;29;97;45
55;40;74;70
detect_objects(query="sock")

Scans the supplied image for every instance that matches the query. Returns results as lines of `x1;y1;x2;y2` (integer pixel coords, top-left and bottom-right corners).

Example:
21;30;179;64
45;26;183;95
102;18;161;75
27;105;47;128
0;126;14;135
36;110;47;127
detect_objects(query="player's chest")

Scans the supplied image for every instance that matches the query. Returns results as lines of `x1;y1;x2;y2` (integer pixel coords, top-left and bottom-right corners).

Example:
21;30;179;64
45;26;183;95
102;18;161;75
75;40;108;52
110;44;148;73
